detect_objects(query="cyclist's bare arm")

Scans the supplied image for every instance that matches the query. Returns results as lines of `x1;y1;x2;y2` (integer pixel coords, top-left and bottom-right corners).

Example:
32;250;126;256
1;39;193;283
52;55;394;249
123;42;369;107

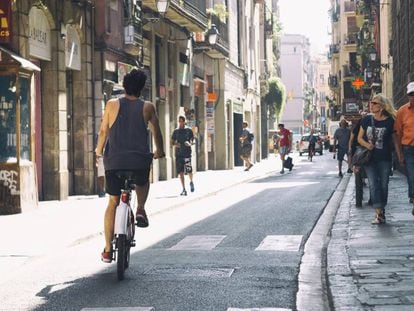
143;101;165;159
95;98;119;156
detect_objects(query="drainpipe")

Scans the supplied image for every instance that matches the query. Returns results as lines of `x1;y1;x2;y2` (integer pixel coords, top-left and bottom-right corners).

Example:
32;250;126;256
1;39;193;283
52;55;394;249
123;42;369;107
90;0;97;193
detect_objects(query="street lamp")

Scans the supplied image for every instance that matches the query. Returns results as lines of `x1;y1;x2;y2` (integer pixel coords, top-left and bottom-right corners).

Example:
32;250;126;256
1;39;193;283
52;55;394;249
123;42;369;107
207;24;219;45
367;46;377;62
156;0;170;15
365;67;373;80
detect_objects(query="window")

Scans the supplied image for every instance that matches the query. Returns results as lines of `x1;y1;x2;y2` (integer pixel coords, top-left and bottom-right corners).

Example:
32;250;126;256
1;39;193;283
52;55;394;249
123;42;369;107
19;77;30;160
0;75;17;162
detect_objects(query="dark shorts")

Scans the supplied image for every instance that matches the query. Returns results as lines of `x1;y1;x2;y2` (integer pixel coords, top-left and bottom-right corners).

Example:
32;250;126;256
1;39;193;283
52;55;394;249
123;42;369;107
105;169;150;196
240;143;252;157
337;147;347;161
176;157;192;174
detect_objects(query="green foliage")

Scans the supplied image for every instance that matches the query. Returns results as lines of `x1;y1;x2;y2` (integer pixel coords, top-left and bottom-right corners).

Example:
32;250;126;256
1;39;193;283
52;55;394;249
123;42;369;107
206;4;229;23
264;77;286;121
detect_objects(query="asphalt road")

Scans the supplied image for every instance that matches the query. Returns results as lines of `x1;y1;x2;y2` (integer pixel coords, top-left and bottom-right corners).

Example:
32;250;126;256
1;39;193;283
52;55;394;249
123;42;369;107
0;153;342;311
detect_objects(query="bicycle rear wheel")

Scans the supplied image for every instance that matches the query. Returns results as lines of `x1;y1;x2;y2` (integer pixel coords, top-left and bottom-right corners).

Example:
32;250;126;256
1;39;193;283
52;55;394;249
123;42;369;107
117;234;127;280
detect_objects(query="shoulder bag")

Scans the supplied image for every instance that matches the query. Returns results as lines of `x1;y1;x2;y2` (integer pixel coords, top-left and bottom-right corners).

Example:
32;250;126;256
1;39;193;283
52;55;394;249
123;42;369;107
352;116;376;166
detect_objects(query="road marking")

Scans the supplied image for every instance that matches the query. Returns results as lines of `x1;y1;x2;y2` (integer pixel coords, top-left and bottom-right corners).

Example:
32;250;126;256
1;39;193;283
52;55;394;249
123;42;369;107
255;235;303;252
81;308;154;311
228;308;292;311
169;235;226;250
297;171;316;175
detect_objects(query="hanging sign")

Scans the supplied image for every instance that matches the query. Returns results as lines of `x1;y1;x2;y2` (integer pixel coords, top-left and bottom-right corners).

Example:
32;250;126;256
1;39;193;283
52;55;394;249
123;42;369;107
29;7;51;61
0;1;12;44
65;25;81;71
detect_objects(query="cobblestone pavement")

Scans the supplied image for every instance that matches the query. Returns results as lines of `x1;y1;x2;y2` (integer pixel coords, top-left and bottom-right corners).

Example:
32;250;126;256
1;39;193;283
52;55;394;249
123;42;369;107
328;171;414;310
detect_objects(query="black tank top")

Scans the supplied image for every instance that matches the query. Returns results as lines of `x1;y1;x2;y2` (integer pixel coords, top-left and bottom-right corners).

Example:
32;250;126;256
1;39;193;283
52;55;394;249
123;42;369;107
103;97;152;170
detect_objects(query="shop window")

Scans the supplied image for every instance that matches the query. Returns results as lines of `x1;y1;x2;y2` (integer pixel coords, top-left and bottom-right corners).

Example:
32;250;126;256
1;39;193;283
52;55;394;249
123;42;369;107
0;75;17;162
19;77;30;160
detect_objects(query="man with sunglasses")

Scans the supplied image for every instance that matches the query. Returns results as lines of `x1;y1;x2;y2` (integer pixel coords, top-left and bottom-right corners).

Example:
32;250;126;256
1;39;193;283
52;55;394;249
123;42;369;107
395;81;414;215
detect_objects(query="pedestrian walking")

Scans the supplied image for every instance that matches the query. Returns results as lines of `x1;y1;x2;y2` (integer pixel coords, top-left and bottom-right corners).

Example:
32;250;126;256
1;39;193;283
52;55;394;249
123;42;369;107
333;119;351;177
95;69;165;262
357;94;397;224
277;123;292;174
239;121;254;171
172;115;195;195
394;81;414;215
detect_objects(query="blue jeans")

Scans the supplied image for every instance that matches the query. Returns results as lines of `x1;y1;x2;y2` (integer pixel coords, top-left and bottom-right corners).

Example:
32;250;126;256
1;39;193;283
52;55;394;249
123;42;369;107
364;160;392;209
403;145;414;199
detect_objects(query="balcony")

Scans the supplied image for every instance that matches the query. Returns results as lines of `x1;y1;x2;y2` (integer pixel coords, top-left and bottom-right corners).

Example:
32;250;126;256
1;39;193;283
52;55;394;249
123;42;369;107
142;0;208;32
344;1;356;14
328;75;339;90
124;3;144;56
329;43;340;56
344;33;358;51
193;15;229;58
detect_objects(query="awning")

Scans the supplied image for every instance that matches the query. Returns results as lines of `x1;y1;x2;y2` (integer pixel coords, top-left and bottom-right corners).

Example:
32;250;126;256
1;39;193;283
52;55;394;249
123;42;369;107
0;46;41;71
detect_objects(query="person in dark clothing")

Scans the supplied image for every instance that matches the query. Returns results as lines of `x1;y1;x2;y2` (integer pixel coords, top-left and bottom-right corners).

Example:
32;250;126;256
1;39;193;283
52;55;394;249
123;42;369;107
333;119;351;177
95;69;165;263
239;121;254;171
358;94;398;224
171;115;195;196
349;112;369;207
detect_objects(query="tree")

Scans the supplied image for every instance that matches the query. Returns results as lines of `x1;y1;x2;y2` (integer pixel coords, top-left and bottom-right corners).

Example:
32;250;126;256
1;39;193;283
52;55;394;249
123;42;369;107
263;76;286;127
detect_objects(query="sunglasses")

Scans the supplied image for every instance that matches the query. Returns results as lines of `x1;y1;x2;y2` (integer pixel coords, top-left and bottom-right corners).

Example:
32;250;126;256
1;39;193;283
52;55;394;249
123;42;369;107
408;92;414;97
370;101;381;105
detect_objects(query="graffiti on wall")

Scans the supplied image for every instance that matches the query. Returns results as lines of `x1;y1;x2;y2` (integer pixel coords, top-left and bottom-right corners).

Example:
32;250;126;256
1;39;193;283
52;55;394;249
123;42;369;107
0;169;19;195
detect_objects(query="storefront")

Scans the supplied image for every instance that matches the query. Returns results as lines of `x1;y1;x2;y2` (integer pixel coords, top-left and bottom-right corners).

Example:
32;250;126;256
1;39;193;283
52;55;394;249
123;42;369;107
0;46;40;215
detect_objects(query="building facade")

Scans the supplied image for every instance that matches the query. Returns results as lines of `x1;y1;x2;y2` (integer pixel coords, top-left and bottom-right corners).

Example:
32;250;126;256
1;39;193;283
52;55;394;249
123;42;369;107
0;0;272;214
279;34;311;135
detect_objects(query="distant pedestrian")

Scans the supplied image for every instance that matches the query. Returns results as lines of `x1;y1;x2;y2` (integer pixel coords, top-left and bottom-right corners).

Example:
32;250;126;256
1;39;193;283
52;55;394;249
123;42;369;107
239;121;254;171
333;119;351;177
172;115;195;196
358;94;397;224
394;81;414;215
277;123;292;174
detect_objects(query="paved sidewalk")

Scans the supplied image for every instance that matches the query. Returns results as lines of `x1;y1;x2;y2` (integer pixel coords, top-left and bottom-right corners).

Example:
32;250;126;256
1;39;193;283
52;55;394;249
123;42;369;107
328;171;414;310
0;155;291;260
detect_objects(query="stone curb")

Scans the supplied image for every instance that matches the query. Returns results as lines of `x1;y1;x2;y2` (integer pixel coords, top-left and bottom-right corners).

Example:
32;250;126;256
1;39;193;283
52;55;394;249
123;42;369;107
297;174;351;311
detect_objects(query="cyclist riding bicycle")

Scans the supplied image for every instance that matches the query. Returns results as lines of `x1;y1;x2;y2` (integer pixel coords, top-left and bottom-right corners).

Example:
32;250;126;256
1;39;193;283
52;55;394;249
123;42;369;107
95;69;165;263
308;130;318;159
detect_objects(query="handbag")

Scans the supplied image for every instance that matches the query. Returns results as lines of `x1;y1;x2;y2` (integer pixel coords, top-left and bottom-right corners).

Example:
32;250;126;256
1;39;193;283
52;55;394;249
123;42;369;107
352;116;376;166
352;146;371;166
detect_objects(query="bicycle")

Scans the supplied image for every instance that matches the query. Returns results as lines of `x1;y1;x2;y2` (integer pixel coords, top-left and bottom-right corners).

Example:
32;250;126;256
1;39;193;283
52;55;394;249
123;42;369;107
112;171;136;280
308;143;315;162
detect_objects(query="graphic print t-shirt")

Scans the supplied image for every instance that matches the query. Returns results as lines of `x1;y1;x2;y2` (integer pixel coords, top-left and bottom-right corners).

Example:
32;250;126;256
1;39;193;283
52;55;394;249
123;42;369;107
172;127;194;158
361;115;394;162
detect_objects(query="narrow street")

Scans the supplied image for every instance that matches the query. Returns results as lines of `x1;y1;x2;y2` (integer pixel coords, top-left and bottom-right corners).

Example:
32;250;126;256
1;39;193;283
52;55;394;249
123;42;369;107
0;154;342;311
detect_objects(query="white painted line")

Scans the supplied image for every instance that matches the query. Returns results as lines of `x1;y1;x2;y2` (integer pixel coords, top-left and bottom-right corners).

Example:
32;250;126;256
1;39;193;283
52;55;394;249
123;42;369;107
297;171;316;175
169;235;226;250
228;308;292;311
81;308;154;311
255;235;303;252
326;171;340;175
